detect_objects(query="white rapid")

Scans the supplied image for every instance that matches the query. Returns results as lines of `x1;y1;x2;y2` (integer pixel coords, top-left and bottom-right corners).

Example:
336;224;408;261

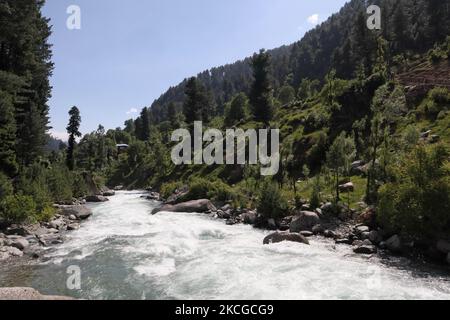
1;191;449;300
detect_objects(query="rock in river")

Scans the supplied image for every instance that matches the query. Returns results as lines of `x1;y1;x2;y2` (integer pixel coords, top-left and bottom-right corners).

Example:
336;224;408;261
58;205;92;220
152;199;217;215
263;232;310;245
85;195;109;203
289;211;320;232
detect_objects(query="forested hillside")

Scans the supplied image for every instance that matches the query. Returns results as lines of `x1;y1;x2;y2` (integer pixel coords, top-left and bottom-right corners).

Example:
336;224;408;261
142;0;450;125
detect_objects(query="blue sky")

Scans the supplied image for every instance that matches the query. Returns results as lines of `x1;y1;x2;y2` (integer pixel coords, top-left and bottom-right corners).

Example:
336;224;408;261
43;0;349;140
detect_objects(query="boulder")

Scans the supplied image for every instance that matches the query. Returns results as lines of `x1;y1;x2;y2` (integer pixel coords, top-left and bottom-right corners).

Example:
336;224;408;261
354;245;377;255
102;190;116;197
114;185;124;191
300;231;313;237
67;224;80;231
263;232;310;245
320;202;334;215
49;218;66;230
355;225;370;234
436;240;450;254
241;211;257;225
267;218;277;230
59;205;92;220
152;199;217;215
0;246;23;260
324;230;336;239
3;225;30;236
336;238;353;245
358;207;377;228
289;211;320;232
38;234;63;246
7;236;29;251
0;287;74;300
85;195;109;203
386;235;402;253
368;230;382;244
339;182;354;193
312;224;324;235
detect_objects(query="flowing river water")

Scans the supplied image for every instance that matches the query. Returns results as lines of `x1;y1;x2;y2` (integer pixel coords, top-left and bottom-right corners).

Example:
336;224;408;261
0;191;449;300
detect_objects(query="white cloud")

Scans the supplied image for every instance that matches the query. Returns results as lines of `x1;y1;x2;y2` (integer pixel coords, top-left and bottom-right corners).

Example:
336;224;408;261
126;108;138;115
50;129;69;142
307;14;320;25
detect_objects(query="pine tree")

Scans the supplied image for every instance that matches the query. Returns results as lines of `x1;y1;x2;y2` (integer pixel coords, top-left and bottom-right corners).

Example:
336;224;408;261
0;90;18;176
183;77;205;125
249;49;274;124
225;93;248;126
66;106;81;171
0;0;54;166
138;107;151;141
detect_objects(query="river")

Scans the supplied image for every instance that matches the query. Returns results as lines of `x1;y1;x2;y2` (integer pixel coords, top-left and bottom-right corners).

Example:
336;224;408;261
0;191;449;300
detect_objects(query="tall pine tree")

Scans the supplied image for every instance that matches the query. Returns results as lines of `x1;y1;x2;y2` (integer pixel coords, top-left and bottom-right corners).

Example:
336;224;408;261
66;106;81;171
249;49;274;124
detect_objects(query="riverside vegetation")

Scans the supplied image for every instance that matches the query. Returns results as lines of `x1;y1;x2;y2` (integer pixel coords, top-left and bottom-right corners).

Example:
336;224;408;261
0;0;450;267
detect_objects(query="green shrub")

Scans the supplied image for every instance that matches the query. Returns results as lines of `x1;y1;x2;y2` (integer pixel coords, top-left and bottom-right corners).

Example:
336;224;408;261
257;179;288;219
160;181;184;199
0;172;13;200
183;178;237;202
0;195;37;224
310;175;322;209
429;87;450;105
377;145;450;240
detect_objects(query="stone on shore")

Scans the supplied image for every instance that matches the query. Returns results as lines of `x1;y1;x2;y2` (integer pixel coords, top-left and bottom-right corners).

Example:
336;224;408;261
339;182;354;193
263;232;310;245
436;240;450;254
385;235;402;253
102;190;116;197
152;199;217;215
58;205;92;220
0;246;23;260
0;287;74;300
289;211;320;232
353;245;377;255
85;195;109;203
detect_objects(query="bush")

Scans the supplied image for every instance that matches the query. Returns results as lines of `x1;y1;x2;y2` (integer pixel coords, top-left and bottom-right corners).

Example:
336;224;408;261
0;172;13;200
183;178;237;202
160;181;184;199
429;87;450;105
377;145;450;240
0;195;37;224
310;176;322;209
257;179;288;219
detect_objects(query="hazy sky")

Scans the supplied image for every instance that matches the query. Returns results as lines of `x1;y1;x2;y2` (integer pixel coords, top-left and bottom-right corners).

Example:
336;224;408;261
43;0;349;140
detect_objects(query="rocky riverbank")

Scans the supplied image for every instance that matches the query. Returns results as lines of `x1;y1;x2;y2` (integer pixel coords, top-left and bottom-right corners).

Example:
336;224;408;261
151;189;450;268
0;188;116;262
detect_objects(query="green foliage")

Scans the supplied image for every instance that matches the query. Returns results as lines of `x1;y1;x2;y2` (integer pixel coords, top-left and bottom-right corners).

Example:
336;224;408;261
256;179;288;219
249;49;274;124
309;175;322;209
66;106;82;170
0;90;18;176
0;195;37;224
378;145;450;240
183;177;237;202
326;132;356;203
0;172;13;200
278;85;296;105
225;93;249;126
160;181;184;199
